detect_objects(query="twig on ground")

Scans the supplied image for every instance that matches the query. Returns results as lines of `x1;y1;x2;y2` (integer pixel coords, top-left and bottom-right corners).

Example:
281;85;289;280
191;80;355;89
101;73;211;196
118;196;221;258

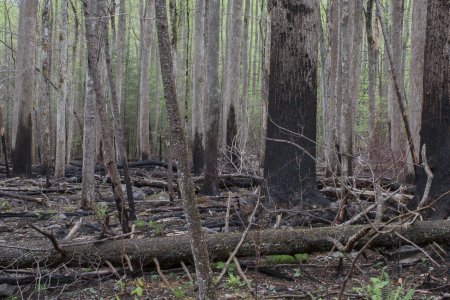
105;260;121;279
29;224;66;258
215;199;260;285
233;256;253;293
180;261;194;283
64;217;83;240
418;144;433;208
394;232;440;266
153;258;170;287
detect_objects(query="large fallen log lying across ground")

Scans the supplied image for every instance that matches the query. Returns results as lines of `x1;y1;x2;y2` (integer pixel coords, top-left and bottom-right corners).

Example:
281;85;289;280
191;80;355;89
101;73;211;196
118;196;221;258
1;221;449;269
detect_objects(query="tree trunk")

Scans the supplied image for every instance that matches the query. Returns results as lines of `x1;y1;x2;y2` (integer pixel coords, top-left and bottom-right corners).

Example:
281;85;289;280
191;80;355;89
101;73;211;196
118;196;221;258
39;0;52;179
83;0;130;234
12;0;38;177
264;0;327;207
3;221;450;269
103;11;136;221
239;0;251;151
191;0;206;176
339;0;353;177
116;0;126;114
154;1;215;298
405;0;427;180
387;0;405;163
202;0;221;196
259;12;271;161
414;0;449;220
324;0;339;176
224;0;243;164
54;0;68;179
365;0;378;155
66;2;80;165
81;70;96;209
138;1;154;161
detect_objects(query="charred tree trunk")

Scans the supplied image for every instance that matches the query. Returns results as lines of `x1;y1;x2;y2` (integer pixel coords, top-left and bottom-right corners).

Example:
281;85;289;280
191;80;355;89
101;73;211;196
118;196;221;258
415;0;450;220
264;0;328;207
202;0;221;196
12;0;38;177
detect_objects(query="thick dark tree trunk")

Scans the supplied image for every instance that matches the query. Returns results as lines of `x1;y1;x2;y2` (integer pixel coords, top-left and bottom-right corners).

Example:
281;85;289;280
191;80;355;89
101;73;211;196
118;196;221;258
415;0;450;219
264;0;328;207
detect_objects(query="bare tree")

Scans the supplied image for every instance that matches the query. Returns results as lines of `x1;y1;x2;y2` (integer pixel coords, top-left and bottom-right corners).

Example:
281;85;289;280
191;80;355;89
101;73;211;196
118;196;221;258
239;0;251;150
83;0;130;233
39;0;52;180
55;0;68;178
138;0;154;160
202;0;221;196
264;0;328;207
406;0;427;180
414;0;449;220
192;0;206;176
154;1;215;298
12;0;39;177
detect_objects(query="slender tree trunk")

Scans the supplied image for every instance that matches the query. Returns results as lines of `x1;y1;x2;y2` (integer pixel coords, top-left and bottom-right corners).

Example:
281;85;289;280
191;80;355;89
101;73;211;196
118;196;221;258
138;1;154;160
39;0;52;180
259;12;271;161
365;0;379;155
339;0;353;177
406;0;427;180
66;2;79;165
239;0;251;150
81;70;96;209
324;0;339;176
83;0;130;234
202;0;221;196
154;1;215;298
55;0;68;178
12;0;38;177
191;0;206;176
116;0;126;113
387;0;405;163
224;0;243;164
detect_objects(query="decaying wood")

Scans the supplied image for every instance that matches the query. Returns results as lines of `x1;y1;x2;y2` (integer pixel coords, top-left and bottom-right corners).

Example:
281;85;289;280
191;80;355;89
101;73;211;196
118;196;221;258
0;191;46;205
1;221;450;269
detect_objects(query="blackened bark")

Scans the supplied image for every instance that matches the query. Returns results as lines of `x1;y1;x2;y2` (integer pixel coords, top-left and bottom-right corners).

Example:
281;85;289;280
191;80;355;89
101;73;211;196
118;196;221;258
226;104;238;164
264;0;328;207
415;0;450;219
202;0;221;196
154;1;215;298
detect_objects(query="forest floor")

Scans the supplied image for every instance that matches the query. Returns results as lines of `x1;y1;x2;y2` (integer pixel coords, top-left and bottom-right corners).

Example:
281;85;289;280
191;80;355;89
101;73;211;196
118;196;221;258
0;161;449;299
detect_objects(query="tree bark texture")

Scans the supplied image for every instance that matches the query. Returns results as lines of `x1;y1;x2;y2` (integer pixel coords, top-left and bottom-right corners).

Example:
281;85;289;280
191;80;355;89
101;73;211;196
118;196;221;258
239;0;251;150
154;1;215;298
81;71;96;209
264;0;325;207
387;0;405;162
39;0;52;178
192;0;206;176
55;0;68;179
83;0;130;233
138;1;154;161
415;0;449;220
202;0;221;196
2;221;450;269
224;0;243;164
12;0;38;177
406;0;427;178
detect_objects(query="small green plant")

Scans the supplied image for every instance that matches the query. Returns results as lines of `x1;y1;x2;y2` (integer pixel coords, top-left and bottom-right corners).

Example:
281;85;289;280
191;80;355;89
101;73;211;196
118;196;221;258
294;253;309;263
130;278;144;299
213;261;236;274
133;219;147;228
148;220;164;235
36;283;47;292
355;269;415;300
0;200;12;211
267;254;297;264
94;203;108;218
293;268;301;278
114;279;126;293
225;273;246;289
171;286;186;299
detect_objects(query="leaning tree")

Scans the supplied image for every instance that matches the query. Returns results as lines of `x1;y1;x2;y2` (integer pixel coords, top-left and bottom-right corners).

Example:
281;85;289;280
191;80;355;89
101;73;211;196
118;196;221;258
263;0;328;207
415;0;449;219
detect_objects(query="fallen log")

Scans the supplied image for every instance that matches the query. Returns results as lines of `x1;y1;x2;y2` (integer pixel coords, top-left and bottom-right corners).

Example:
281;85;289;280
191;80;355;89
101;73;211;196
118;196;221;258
1;221;449;269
